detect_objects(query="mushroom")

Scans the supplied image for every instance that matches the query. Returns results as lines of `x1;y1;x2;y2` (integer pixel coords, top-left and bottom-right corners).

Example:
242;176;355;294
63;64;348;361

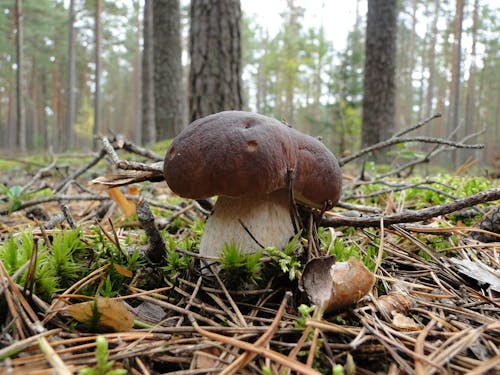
163;111;342;258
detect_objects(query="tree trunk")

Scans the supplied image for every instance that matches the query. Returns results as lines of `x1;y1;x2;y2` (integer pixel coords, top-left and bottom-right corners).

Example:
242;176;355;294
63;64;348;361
15;0;26;152
40;69;48;150
26;57;36;149
93;0;101;150
189;0;243;121
51;50;61;151
133;0;142;144
66;0;76;151
141;0;155;145
404;0;418;128
153;0;186;139
425;0;440;118
463;0;479;163
361;0;398;160
448;0;465;166
283;0;299;124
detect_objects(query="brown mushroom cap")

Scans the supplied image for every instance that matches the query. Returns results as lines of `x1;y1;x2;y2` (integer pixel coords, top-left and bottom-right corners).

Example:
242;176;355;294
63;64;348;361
164;111;342;209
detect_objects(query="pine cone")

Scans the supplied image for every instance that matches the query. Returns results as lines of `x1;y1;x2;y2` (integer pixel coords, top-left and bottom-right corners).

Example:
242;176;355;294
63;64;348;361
470;205;500;242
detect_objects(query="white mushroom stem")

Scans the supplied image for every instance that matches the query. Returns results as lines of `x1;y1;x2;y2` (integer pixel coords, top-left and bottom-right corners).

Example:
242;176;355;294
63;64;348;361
199;189;295;258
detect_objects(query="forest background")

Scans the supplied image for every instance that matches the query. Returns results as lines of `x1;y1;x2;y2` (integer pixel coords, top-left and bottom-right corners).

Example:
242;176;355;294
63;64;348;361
0;0;499;171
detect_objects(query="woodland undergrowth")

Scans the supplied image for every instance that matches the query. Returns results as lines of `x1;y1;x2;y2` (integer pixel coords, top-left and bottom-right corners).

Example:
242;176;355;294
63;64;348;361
0;116;499;374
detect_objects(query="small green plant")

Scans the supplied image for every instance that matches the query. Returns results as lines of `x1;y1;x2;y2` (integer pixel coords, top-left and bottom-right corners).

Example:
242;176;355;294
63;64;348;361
262;366;288;375
219;243;262;288
0;184;24;212
78;336;126;375
294;304;316;329
47;228;85;288
327;238;359;262
265;232;302;281
162;239;191;280
332;364;345;375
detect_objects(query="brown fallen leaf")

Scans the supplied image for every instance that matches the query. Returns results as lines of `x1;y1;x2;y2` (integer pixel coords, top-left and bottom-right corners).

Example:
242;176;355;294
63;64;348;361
107;187;136;217
190;348;222;373
113;263;133;278
376;285;412;319
392;313;422;331
66;297;134;332
302;256;375;312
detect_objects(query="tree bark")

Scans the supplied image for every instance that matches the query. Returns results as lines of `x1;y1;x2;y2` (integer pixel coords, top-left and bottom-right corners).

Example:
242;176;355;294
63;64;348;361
425;0;440;119
153;0;186;139
448;0;465;166
141;0;156;145
66;0;76;151
133;0;142;144
189;0;243;121
361;0;398;161
93;0;101;151
463;0;479;163
15;0;26;152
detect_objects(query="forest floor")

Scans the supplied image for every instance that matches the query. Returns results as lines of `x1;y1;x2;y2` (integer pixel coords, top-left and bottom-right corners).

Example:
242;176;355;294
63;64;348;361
0;140;499;375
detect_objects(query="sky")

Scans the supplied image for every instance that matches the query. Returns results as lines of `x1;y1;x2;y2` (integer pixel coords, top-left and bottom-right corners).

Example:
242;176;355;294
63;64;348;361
241;0;365;51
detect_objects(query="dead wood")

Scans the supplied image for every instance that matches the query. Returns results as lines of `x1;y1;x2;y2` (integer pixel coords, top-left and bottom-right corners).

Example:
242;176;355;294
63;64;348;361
323;188;500;228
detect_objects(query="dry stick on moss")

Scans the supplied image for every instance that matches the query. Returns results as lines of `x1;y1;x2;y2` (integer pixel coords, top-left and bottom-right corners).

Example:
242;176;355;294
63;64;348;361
136;199;166;263
220;291;292;375
188;314;322;375
323;187;500;228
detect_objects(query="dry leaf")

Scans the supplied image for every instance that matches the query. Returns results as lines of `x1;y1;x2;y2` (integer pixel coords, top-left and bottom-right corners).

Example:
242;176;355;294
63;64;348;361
190;348;222;372
128;186;139;195
303;256;375;312
114;263;133;278
392;313;421;331
67;297;134;332
376;285;412;319
107;187;136;217
449;257;500;292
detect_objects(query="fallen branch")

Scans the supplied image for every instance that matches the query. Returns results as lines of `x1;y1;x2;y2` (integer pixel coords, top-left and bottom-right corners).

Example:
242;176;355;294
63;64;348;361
339;136;483;167
322;188;500;228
